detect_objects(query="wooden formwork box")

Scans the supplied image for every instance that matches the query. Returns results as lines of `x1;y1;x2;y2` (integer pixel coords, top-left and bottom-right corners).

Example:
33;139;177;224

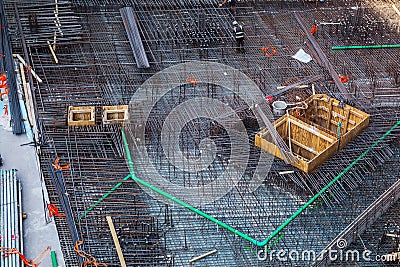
102;105;129;125
68;106;95;126
255;94;370;173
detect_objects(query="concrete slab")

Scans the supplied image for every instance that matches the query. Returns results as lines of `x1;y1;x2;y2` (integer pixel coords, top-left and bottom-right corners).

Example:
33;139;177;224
0;127;66;267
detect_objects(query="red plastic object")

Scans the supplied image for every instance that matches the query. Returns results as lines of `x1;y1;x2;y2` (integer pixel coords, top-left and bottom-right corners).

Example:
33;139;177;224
266;95;274;105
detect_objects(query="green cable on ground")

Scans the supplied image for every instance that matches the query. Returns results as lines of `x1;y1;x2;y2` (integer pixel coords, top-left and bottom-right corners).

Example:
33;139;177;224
332;44;400;50
79;174;131;220
51;251;58;267
121;121;400;246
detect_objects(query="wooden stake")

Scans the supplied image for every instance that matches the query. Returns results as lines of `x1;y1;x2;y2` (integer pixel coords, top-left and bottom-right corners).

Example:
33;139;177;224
106;216;127;267
47;41;59;64
189;249;217;263
276;84;309;90
386;233;400;238
392;4;400;18
278;170;295;175
19;63;39;145
19;63;32;125
13;54;43;83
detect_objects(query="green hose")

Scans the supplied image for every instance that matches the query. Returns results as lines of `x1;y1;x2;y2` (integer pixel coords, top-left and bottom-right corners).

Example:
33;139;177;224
79;174;131;220
332;44;400;50
51;251;58;267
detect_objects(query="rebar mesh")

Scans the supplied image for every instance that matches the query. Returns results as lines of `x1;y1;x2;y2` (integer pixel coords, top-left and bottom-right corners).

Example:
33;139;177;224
1;0;399;266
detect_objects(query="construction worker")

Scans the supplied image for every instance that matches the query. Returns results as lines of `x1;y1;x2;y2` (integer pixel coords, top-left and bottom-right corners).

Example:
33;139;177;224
232;21;245;53
219;0;236;15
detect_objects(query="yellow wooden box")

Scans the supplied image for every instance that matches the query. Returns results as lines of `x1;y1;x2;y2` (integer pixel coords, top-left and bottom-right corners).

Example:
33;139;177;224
255;94;370;173
102;105;129;125
68;106;95;126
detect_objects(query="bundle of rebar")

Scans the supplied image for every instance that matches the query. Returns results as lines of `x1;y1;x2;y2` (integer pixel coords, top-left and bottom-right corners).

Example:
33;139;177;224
120;7;150;69
0;0;24;134
0;170;23;267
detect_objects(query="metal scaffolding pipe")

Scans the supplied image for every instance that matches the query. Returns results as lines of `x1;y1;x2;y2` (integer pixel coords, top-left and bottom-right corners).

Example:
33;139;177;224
0;169;23;266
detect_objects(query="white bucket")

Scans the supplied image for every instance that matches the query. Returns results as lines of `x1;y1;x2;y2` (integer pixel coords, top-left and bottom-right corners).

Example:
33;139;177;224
272;101;287;116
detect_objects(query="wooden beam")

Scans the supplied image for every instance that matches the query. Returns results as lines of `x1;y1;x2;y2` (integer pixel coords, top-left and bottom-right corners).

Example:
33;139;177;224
332;111;346;120
276;84;309;90
290;138;319;155
19;63;40;148
289;117;334;143
386;233;400;238
314;97;366;117
274;117;287;128
13;54;43;83
330;119;355;127
392;4;400;18
279;170;295;175
326;98;333;129
106;216;127;267
349;109;365;119
343;108;350;133
19;63;32;125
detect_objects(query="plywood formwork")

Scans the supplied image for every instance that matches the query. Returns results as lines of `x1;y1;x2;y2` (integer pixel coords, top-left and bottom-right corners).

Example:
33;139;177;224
255;94;370;173
67;106;95;126
102;105;129;125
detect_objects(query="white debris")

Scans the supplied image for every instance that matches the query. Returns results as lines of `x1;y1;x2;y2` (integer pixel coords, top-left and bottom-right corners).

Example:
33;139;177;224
292;49;312;63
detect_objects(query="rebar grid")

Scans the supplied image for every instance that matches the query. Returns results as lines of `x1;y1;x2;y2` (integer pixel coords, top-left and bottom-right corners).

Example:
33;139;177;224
1;0;399;266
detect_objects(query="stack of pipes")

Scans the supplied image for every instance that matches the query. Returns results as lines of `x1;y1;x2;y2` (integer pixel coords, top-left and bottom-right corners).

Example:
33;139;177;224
0;169;23;266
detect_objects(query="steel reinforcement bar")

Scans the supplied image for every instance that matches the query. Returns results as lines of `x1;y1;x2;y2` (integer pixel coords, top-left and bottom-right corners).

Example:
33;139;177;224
313;165;400;266
0;0;24;134
118;121;400;247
